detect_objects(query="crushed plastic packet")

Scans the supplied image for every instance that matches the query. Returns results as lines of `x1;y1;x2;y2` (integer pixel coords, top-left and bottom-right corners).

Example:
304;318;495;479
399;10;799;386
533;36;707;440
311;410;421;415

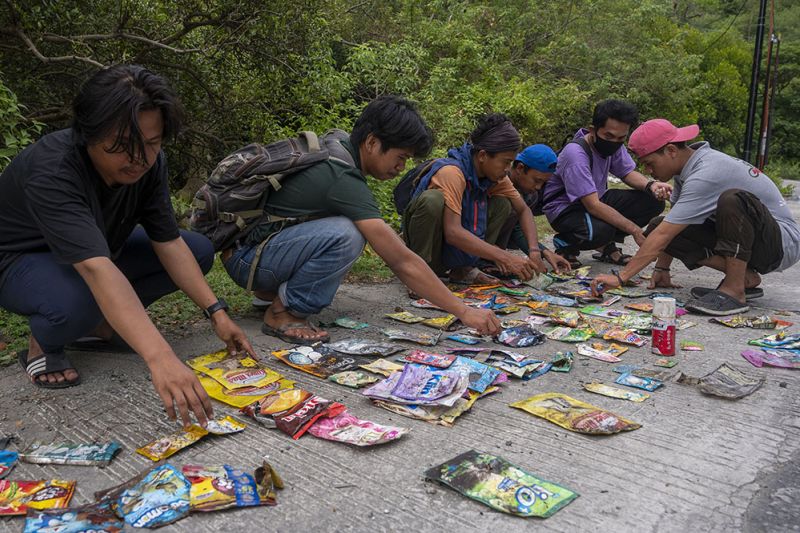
425;450;578;518
615;372;663;392
0;480;75;516
748;331;800;350
529;293;576;307
576;342;628;363
198;374;296;408
612;366;674;381
20;441;121;466
241;388;345;438
322;317;369;329
612;314;653;334
607;287;651;297
496;326;546;347
524;273;555;290
328;370;380;388
655;358;678;368
680;340;704;351
273;344;366;378
307;410;409;446
183;462;280;511
547;309;581;328
583;382;650;402
500;319;528;329
137;425;208;461
448;356;502;393
544;326;593;343
385;310;426;323
447;333;483;344
422;314;459;330
117;464;191;528
522;362;552;381
711;315;793;330
510;392;641;435
23;501;124;533
363;366;469;407
677;363;764;399
359;358;404;376
188;350;281;390
601;295;622;306
624;302;654;313
741;349;800;369
325;339;403;357
548;351;573;372
410;298;444;310
603;327;647;347
382;328;442;346
494;305;522;315
400;349;456;368
205;416;247;435
579;305;628;319
495;287;528;297
0;451;17;479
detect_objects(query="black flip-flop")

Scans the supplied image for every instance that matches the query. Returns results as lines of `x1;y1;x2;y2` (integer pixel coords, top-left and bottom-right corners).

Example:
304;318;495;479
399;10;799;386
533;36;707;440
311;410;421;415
17;350;81;389
685;289;750;316
592;243;631;266
690;286;764;301
261;322;330;345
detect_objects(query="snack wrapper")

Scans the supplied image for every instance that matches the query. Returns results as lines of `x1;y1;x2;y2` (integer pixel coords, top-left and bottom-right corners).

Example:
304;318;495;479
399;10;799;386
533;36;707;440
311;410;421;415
117;464;190;528
603;327;647;347
615;372;663;391
448;356;502;393
549;351;573;372
680;340;704;351
522;362;552;381
422;314;459;330
655;358;678;368
678;363;764;399
307;410;409;446
325;317;369;329
382;328;442;346
613;367;674;381
497;287;529;297
576;341;628;362
748;331;800;350
496;326;546;347
446;333;483;345
529;293;576;307
188;351;281;390
601;295;622;306
583;382;650;402
23;501;123;533
205;416;247;435
241;388;345;438
328;370;380;388
510;392;641;434
363;367;469;407
741;349;800;369
400;349;456;368
410;298;444;310
325;339;403;357
0;451;18;479
425;450;578;517
136;425;209;461
20;441;121;466
607;287;652;297
547;309;581;328
359;358;404;377
494;305;521;315
198;374;296;408
0;480;75;515
273;345;366;378
183;464;267;511
579;305;627;319
624;302;654;313
385;311;426;323
544;327;592;343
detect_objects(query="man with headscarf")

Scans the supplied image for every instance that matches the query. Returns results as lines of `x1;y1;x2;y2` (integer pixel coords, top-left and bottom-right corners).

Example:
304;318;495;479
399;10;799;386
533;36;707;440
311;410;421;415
403;113;554;284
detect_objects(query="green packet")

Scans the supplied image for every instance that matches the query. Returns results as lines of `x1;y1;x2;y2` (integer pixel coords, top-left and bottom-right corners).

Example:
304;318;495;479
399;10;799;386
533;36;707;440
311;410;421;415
425;450;578;518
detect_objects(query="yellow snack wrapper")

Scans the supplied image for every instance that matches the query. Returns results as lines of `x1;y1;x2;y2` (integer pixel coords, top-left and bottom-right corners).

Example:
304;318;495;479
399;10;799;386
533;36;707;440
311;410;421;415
188;350;282;390
359;358;403;377
198;374;295;408
205;416;247;435
510;392;641;435
0;480;75;515
422;314;458;330
136;425;209;461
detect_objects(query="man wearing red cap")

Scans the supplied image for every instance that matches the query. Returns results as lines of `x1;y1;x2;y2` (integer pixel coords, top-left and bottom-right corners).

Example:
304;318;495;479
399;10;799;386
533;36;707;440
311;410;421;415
591;119;800;315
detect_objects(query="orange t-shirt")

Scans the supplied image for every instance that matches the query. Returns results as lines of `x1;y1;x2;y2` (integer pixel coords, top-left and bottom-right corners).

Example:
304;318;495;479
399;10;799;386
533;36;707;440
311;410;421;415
428;165;519;215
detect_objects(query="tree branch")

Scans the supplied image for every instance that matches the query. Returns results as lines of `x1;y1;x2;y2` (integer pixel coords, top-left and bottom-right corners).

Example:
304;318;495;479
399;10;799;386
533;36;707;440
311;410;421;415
14;27;104;68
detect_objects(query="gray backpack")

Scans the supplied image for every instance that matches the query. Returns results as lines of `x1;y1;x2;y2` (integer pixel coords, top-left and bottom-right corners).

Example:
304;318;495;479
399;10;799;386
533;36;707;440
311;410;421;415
190;129;355;253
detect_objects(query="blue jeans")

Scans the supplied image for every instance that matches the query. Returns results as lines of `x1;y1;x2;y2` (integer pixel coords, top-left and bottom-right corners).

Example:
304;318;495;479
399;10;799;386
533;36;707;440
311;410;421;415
0;227;214;357
224;216;365;316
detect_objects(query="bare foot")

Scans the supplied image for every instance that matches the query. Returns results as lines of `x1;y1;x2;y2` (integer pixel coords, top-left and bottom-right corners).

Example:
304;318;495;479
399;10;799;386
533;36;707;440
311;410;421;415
27;336;79;385
263;298;328;342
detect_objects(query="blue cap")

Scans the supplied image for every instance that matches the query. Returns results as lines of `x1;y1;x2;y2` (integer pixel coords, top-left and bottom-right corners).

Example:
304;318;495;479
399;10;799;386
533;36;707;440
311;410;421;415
515;144;557;173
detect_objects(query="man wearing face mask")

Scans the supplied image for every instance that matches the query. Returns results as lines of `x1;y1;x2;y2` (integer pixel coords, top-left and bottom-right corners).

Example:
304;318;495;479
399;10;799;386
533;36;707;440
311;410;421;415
541;100;670;268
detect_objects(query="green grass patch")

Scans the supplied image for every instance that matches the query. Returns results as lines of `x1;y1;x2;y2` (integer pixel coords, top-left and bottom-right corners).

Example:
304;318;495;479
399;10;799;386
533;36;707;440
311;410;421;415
347;245;393;282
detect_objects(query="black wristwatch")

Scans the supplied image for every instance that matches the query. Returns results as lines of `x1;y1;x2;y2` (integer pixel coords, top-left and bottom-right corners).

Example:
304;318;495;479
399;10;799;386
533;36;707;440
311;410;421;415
203;299;229;319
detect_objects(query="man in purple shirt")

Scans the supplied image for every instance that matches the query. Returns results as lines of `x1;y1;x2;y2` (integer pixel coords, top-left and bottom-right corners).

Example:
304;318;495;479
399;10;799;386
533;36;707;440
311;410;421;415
541;100;671;267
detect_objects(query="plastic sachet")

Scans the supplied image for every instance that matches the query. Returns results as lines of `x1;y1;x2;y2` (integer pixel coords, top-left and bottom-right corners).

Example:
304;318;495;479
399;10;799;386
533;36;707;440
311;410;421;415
385;311;426;323
241;388;345;438
741;349;800;369
579;305;627;319
680;340;704;351
447;356;502;393
748;331;800;350
205;416;247;435
319;317;369;330
410;298;445;310
382;328;442;346
575;342;628;363
307;410;409;446
446;333;483;344
615;372;663;392
363;367;469;407
612;366;674;381
510;392;641;435
496;326;546;347
328;370;380;388
607;287;652;297
183;462;281;512
528;293;576;307
522;362;552;381
678;363;764;399
136;425;208;461
603;327;647;347
116;464;191;528
20;441;121;466
549;351;574;372
23;501;124;533
425;450;578;518
188;351;281;390
624;302;653;313
400;349;456;368
601;295;622;306
359;358;404;376
422;314;459;330
497;287;529;297
547;309;581;327
655;358;678;368
273;344;366;378
325;339;403;357
523;273;555;291
198;374;296;408
544;327;593;343
583;382;650;402
0;480;75;515
0;451;17;479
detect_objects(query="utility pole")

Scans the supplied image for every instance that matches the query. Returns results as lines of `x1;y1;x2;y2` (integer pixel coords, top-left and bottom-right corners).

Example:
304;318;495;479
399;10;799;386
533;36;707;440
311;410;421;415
743;0;768;163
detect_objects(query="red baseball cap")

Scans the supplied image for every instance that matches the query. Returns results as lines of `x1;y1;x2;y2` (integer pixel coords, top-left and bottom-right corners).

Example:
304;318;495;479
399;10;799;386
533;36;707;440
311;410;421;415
629;119;700;157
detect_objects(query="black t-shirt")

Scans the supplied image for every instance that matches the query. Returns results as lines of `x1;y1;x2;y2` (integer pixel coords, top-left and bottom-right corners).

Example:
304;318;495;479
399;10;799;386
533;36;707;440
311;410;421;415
0;129;179;284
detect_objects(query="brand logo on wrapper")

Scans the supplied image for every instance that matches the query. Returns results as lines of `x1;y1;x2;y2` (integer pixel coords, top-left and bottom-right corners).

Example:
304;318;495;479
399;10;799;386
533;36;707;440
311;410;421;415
515;484;556;512
226;369;268;385
132;502;188;528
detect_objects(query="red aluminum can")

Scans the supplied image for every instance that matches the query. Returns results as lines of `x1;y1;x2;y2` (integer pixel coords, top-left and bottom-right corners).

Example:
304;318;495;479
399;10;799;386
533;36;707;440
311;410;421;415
651;297;676;356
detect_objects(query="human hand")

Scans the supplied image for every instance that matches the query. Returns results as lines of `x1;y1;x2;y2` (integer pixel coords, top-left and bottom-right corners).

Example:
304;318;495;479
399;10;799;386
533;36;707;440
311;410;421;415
649;270;682;289
495;251;534;280
459;308;501;336
650;181;672;201
590;273;621;297
543;250;571;273
527;252;549;275
211;312;256;357
149;353;213;428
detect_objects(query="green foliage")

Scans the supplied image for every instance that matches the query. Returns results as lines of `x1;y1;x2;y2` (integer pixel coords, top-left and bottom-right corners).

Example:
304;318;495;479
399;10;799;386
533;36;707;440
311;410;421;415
0;77;41;170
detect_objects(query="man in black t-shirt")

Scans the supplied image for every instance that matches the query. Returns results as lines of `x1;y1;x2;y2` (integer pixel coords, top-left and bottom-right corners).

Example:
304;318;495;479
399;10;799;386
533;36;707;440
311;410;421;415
0;65;253;428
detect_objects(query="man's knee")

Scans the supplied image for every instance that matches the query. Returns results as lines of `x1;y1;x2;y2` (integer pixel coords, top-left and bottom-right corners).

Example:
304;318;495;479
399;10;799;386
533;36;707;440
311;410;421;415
717;189;745;215
181;230;215;274
412;189;445;216
488;196;512;220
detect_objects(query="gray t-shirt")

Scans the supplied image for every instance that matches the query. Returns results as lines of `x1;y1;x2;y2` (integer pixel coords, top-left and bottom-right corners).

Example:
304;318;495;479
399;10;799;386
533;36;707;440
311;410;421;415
666;142;800;271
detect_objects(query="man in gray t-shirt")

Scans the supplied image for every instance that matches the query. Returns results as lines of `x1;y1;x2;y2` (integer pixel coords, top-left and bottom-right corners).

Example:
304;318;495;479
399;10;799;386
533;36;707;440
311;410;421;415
590;118;800;316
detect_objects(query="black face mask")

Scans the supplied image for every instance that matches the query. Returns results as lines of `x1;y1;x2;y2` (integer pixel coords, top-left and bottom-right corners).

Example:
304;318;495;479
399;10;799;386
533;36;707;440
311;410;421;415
593;136;624;158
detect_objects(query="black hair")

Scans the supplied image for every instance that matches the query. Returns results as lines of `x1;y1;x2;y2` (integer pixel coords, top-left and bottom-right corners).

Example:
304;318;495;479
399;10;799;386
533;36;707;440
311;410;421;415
350;95;433;157
592;99;639;130
512;160;525;169
469;113;520;154
71;64;184;162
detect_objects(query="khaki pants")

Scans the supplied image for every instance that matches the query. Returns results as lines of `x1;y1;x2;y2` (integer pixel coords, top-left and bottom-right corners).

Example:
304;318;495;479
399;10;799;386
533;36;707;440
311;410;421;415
402;189;512;275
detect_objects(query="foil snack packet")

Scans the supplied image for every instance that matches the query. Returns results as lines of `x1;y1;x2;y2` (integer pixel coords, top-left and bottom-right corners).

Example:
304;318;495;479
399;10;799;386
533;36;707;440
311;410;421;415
328;370;380;388
0;480;75;516
273;345;366;378
23;501;123;533
188;351;281;390
496;326;546;347
198;374;296;408
382;328;442;346
307;410;409;446
400;349;456;368
385;311;426;323
359;358;404;377
116;464;191;528
136;425;208;461
20;441;121;467
510;392;641;435
183;464;270;512
325;339;403;357
583;382;650;402
615;372;663;392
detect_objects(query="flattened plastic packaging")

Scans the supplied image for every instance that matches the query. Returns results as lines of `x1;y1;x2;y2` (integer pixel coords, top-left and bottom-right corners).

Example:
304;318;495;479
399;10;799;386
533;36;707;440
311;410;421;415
273;345;366;378
328;370;380;388
188;350;282;390
400;349;456;368
20;441;121;466
23;501;123;533
510;392;641;434
447;333;483;344
136;425;208;461
325;339;403;357
385;311;426;323
198;374;296;408
382;328;442;346
425;450;578;517
307;410;409;446
422;314;459;330
205;416;247;435
549;351;573;372
741;349;800;369
447;356;501;393
680;340;704;351
679;363;764;399
544;327;592;343
615;372;663;392
654;358;678;368
0;451;17;479
359;358;404;376
183;464;266;511
496;326;546;347
116;464;190;528
330;317;369;329
583;382;650;402
0;480;75;515
603;327;647;347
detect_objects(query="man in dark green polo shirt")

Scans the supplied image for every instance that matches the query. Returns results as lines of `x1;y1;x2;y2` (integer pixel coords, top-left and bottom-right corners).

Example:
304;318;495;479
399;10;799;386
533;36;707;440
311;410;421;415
222;96;501;343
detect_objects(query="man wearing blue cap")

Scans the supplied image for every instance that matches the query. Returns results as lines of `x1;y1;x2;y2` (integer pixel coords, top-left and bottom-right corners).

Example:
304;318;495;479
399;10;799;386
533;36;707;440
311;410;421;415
496;144;571;272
